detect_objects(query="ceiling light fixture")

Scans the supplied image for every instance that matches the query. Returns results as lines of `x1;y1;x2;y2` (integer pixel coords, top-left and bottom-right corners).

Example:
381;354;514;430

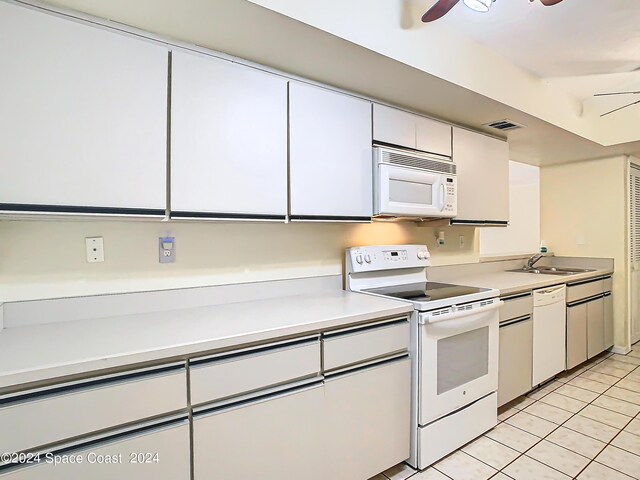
463;0;492;12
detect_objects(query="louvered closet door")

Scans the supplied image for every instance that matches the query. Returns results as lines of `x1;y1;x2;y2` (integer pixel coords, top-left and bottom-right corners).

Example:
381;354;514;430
630;166;640;344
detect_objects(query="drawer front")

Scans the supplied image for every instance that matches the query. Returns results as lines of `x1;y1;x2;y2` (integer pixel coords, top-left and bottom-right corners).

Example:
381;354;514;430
499;294;533;323
323;321;410;371
567;279;604;303
0;368;187;454
603;276;613;292
0;421;190;480
418;392;497;469
190;340;320;406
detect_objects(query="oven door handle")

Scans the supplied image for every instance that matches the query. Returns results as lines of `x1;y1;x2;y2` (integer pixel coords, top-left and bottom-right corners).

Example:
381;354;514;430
419;300;503;325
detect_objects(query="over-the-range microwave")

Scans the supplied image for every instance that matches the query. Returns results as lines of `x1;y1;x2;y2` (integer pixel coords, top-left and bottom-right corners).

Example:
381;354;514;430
373;145;457;219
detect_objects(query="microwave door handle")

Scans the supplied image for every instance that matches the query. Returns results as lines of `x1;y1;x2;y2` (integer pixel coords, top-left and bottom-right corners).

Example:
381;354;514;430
438;183;446;211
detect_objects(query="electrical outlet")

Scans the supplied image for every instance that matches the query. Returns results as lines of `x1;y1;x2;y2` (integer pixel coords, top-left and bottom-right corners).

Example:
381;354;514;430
159;237;175;263
85;237;104;263
459;235;465;248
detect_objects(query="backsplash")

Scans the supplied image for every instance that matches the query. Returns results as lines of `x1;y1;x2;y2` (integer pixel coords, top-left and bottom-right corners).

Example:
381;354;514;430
0;220;478;301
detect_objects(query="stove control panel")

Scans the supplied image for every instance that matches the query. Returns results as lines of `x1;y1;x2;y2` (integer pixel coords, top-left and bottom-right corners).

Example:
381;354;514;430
346;245;431;273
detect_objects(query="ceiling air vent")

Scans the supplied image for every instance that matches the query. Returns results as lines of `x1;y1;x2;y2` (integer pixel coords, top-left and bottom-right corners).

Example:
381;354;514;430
483;119;525;131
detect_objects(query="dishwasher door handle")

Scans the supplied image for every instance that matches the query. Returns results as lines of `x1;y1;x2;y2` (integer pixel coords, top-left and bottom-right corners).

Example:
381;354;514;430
537;285;565;295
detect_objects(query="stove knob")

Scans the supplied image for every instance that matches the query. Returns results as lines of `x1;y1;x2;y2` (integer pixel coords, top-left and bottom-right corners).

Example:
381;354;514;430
417;251;426;260
364;254;371;264
356;254;364;264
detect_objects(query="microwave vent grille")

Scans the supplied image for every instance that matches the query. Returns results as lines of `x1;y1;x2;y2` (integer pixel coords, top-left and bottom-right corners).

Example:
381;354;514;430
382;150;456;175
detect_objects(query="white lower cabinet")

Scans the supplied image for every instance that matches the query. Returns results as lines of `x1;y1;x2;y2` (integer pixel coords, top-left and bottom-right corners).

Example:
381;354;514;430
587;297;605;359
604;293;614;349
566;303;588;370
324;358;411;480
0;421;190;480
193;383;325;480
498;317;533;407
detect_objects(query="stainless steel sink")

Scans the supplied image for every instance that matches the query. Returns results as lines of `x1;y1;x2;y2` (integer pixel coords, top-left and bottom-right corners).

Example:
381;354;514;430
506;266;596;276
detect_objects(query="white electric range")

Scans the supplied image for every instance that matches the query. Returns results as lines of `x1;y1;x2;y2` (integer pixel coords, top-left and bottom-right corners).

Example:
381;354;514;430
346;245;502;469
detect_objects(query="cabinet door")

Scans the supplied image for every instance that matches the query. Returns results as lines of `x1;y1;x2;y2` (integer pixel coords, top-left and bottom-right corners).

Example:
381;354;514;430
1;421;190;480
587;297;605;358
171;50;287;219
289;83;372;219
193;384;325;480
452;127;509;224
604;294;614;349
373;104;416;149
566;304;588;369
324;358;411;480
0;3;168;215
498;319;533;407
415;116;452;157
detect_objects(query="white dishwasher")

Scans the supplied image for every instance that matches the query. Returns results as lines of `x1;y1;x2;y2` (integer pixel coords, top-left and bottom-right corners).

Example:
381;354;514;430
532;285;567;386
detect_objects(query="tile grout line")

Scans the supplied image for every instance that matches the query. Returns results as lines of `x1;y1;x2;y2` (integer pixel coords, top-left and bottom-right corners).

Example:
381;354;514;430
570;407;640;479
508;360;640;479
493;355;637;478
400;349;640;480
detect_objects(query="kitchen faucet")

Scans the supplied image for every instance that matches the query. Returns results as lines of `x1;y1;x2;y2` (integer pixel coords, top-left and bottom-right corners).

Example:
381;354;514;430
527;254;544;269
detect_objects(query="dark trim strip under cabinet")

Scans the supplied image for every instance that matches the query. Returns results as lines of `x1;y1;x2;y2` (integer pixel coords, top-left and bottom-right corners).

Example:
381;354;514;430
0;203;165;217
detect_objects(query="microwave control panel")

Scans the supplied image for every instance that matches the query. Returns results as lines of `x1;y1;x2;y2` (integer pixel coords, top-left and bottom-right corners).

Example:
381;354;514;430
443;177;456;215
346;245;431;273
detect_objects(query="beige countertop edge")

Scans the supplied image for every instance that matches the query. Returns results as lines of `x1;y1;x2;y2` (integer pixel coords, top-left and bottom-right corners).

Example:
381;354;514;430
0;292;413;391
443;269;614;297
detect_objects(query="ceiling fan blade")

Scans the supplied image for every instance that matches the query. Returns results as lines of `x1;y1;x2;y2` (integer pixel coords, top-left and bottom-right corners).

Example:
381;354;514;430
601;99;640;117
422;0;461;22
539;0;564;5
594;91;640;97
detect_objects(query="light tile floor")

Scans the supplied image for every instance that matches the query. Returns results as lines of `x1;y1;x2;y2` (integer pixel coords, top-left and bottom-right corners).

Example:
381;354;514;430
375;341;640;480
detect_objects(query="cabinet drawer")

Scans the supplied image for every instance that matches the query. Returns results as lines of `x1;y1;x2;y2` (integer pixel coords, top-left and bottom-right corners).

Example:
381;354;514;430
499;294;533;323
0;366;187;455
193;383;325;480
190;339;320;406
323;321;409;371
0;420;190;480
567;279;604;303
604;276;613;292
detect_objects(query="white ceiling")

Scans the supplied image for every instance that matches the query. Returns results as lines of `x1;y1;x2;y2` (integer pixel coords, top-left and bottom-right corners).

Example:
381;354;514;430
39;0;640;165
434;0;640;78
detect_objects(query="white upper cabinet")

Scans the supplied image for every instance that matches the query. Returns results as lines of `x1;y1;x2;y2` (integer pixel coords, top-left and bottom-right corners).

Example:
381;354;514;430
289;83;372;220
416;116;452;157
0;3;168;216
373;104;416;150
452;127;509;225
171;50;288;220
373;104;451;157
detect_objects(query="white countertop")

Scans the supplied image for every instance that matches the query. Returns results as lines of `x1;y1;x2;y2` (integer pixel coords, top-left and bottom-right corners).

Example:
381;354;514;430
435;268;613;297
0;290;413;390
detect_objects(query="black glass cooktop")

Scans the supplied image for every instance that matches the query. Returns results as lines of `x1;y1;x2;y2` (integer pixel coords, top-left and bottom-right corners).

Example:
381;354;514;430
364;282;489;303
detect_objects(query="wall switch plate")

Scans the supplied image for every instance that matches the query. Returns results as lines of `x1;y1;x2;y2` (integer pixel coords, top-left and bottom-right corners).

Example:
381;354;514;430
85;237;104;263
459;235;465;248
159;236;175;263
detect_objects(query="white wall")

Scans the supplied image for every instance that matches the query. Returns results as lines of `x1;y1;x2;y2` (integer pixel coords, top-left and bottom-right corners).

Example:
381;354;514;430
0;220;479;301
480;161;540;257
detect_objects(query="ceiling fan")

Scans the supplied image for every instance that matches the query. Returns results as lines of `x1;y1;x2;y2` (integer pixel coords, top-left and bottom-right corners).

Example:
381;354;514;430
422;0;564;23
594;91;640;117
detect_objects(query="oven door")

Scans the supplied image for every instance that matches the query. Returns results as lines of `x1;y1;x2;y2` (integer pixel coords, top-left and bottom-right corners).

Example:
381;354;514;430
376;164;449;217
418;301;500;425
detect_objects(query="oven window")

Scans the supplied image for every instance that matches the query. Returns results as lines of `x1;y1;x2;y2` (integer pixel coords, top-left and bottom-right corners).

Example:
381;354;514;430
436;327;489;395
389;179;433;205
